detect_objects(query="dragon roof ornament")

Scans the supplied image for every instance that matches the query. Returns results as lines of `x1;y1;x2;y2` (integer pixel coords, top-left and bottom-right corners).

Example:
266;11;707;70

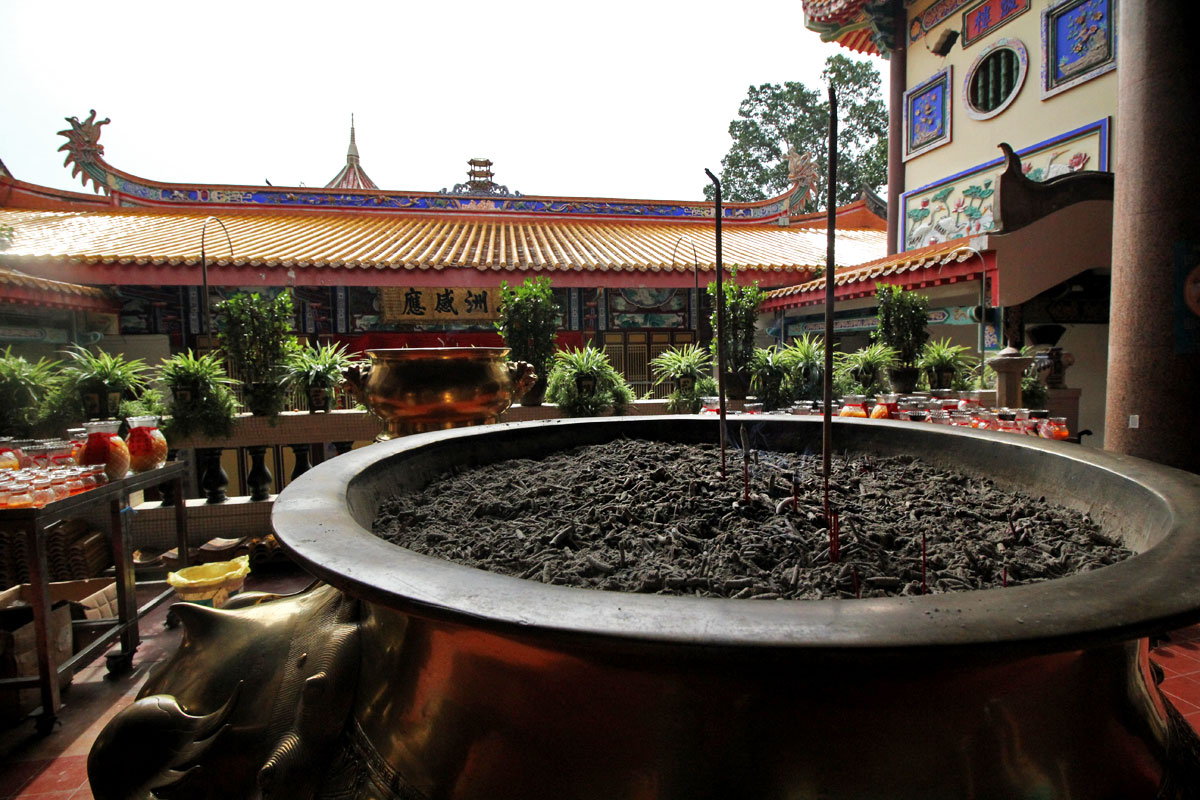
57;110;111;194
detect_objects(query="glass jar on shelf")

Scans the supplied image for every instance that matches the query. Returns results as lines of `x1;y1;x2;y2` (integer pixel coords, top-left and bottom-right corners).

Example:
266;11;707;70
80;420;130;481
49;472;70;502
30;477;55;508
65;467;87;496
1029;410;1050;436
7;482;33;509
838;395;868;418
996;411;1020;434
84;463;109;488
1042;416;1071;440
125;416;168;473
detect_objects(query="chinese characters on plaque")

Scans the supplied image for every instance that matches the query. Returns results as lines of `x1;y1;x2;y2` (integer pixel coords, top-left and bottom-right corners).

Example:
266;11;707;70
381;287;498;322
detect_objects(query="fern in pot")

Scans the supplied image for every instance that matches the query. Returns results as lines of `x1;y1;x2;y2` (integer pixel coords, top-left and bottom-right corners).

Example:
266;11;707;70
918;338;978;391
545;346;635;417
61;345;151;420
158;350;239;441
0;347;63;436
650;344;715;413
835;343;898;397
780;334;825;402
748;346;792;411
284;342;353;413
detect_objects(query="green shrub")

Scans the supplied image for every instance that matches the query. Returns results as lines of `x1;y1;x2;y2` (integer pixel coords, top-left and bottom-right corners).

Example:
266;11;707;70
545;346;635;417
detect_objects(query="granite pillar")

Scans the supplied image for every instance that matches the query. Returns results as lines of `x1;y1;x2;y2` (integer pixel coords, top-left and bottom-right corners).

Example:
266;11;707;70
1104;1;1200;472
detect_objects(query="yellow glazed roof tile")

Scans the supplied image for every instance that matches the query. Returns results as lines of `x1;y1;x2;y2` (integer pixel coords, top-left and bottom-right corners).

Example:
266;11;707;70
0;208;886;275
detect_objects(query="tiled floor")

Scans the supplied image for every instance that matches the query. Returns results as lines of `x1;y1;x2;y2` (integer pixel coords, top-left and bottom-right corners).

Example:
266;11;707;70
0;563;313;799
1;572;1198;798
1152;622;1200;731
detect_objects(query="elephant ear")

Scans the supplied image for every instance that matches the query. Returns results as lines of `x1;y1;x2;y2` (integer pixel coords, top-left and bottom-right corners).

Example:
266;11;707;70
87;687;239;800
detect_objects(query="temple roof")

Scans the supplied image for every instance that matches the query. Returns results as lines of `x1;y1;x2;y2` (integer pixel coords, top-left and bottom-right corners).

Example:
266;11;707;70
0;207;885;280
761;239;992;310
0;265;116;312
324;116;378;191
0;112;888;288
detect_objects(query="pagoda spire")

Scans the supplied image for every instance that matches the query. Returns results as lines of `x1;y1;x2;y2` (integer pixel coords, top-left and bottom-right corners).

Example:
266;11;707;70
325;114;378;190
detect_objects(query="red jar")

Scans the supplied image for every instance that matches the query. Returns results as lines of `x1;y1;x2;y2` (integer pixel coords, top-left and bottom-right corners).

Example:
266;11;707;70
125;416;168;473
80;420;130;481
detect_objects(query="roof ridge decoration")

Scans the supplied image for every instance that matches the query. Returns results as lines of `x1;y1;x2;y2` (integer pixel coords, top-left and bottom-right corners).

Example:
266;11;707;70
442;157;518;198
50;112;806;224
786;147;819;215
57;110;110;193
325;115;379;191
802;0;899;56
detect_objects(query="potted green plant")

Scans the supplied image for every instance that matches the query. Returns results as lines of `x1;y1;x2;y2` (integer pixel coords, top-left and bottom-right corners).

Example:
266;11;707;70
834;343;898;397
650;344;716;413
779;333;825;401
708;267;767;400
545;346;635;417
748;347;792;411
918;338;979;390
496;277;560;406
217;291;298;420
872;284;930;393
60;345;150;420
284;342;353;413
0;347;62;436
158;350;239;440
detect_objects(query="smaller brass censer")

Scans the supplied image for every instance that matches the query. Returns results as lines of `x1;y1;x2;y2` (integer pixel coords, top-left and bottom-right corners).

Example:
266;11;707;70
342;347;536;440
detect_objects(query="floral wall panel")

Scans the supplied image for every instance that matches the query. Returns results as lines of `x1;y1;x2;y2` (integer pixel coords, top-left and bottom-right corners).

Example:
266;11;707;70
1042;0;1117;99
904;68;953;161
900;118;1108;251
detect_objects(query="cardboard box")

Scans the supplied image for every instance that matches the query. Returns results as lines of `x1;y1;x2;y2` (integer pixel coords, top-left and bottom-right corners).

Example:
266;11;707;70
0;578;116;724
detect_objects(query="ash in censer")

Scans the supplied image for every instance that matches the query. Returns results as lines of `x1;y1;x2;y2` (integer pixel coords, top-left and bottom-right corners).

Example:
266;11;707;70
372;437;1130;600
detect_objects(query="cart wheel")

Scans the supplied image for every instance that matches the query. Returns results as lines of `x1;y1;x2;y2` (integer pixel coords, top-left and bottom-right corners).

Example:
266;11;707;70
106;651;134;675
34;713;56;736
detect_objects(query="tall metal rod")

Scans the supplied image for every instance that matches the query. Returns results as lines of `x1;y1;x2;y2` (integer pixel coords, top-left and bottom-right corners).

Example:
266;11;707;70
705;169;727;479
199;216;233;352
822;87;838;482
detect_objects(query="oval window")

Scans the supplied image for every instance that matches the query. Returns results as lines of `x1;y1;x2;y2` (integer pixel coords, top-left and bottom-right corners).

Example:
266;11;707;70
963;38;1028;121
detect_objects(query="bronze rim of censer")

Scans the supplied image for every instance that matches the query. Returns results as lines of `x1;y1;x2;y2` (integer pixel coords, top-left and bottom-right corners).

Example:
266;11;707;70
91;416;1200;799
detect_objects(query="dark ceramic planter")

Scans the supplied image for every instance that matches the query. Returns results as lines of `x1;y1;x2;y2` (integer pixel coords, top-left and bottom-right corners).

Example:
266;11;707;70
574;373;597;397
268;417;1200;798
888;365;921;393
307;385;331;413
81;383;123;420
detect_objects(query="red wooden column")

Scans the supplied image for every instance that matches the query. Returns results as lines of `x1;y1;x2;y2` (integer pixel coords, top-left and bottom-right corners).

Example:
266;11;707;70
886;8;906;257
1104;1;1200;472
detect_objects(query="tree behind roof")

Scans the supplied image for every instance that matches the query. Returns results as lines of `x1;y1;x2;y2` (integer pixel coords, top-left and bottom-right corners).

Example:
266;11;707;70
704;54;888;210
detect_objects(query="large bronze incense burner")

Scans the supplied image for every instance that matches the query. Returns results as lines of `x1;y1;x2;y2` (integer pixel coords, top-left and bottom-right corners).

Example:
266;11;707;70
90;418;1200;799
342;347;536;439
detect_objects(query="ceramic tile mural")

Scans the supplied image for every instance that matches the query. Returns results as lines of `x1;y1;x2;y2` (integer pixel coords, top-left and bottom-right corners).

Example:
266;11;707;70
962;0;1030;47
900;119;1108;251
1042;0;1117;98
904;68;953;161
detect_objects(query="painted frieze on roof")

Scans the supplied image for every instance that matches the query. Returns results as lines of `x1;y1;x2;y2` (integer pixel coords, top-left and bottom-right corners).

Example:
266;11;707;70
54;113;808;225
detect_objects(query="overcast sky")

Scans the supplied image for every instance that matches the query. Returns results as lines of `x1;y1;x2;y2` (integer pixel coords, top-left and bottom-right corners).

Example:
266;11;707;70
1;1;883;202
